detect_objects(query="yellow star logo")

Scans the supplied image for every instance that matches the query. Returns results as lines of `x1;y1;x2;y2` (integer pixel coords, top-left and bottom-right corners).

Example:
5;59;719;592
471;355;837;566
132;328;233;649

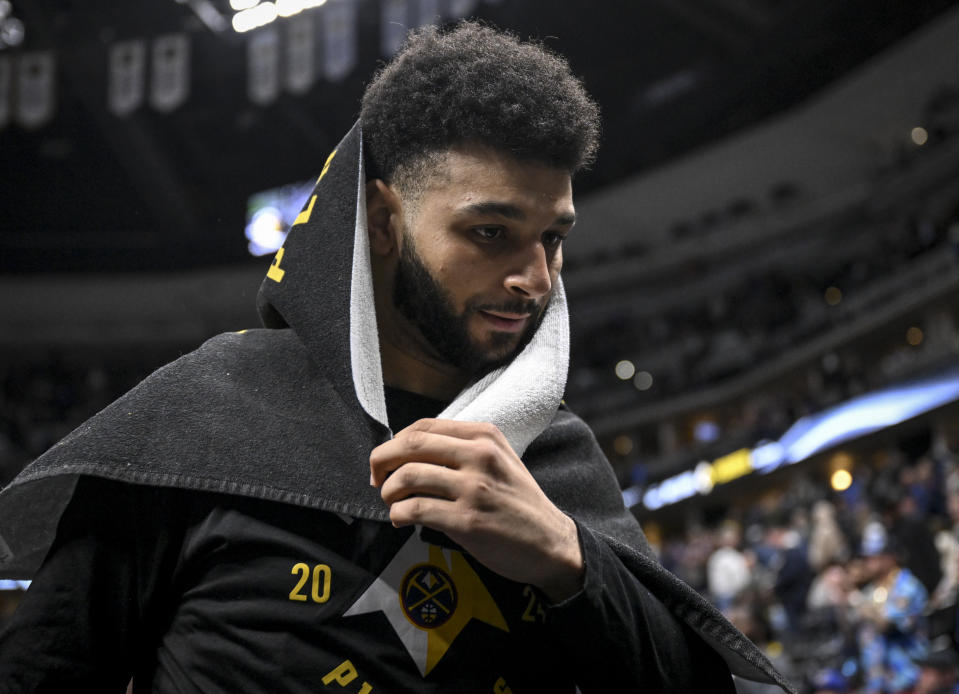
344;533;508;675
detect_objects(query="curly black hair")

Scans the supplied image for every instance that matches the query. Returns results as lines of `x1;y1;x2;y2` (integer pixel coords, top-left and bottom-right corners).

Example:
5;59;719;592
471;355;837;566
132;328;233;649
360;21;600;195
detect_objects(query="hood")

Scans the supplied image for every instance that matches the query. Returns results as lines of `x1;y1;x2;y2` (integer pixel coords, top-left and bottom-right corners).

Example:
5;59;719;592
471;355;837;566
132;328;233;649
255;121;569;456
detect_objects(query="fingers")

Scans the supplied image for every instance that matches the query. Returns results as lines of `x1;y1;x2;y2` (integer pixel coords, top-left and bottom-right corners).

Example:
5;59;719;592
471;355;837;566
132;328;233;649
387;495;462;529
400;418;505;440
370;430;469;487
370;419;510;487
379;461;461;505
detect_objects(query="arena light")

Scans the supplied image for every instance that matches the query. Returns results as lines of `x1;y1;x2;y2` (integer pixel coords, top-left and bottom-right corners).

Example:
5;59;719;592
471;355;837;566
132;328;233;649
245;179;314;256
626;365;959;510
246;207;287;256
232;2;277;32
277;0;328;17
633;370;653;391
642;468;703;510
751;441;786;473
830;469;853;492
0;16;22;47
693;419;720;443
613;435;634;456
231;0;328;29
778;366;959;464
614;360;635;380
0;0;24;50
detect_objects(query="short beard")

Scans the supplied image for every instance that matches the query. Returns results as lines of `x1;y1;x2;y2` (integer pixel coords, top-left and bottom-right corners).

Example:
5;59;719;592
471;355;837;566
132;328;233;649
392;236;544;379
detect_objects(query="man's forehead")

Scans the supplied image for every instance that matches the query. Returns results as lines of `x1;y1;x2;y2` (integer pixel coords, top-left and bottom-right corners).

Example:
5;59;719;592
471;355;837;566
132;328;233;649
426;145;574;214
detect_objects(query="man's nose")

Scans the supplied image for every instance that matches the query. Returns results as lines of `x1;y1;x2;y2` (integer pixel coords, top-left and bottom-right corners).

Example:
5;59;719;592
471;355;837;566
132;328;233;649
505;243;553;300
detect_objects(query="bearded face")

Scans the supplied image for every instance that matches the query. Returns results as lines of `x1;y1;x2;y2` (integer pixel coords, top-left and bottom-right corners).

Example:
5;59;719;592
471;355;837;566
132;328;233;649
392;235;545;379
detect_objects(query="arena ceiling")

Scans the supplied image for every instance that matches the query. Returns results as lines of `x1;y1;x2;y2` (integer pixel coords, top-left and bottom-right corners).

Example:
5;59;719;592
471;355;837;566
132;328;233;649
2;0;957;273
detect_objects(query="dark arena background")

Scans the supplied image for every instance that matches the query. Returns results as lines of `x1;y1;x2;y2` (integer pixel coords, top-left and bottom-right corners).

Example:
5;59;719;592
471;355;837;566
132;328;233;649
3;1;959;691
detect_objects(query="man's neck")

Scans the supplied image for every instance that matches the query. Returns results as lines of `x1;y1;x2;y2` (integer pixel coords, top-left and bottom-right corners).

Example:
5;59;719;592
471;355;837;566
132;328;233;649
384;385;451;432
374;283;472;400
379;338;470;401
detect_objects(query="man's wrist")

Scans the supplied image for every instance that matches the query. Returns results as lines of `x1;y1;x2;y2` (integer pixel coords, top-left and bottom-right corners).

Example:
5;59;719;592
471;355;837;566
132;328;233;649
538;515;585;604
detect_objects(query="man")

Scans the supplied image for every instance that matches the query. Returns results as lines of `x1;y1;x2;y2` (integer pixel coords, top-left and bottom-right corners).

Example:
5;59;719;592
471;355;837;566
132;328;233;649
706;520;752;609
855;522;929;693
0;22;792;693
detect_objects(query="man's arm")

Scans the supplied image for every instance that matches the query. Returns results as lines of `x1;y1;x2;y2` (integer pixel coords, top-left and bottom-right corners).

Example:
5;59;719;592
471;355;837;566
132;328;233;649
0;477;171;692
545;519;735;691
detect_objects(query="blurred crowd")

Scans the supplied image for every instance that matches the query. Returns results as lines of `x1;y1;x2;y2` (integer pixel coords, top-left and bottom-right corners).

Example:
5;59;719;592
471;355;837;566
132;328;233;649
0;355;160;486
651;425;959;693
566;108;959;434
568;205;959;422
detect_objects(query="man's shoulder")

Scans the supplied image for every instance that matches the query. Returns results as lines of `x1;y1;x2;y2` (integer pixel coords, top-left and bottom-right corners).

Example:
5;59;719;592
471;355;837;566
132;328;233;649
130;328;313;399
535;401;601;450
170;327;305;374
15;328;319;478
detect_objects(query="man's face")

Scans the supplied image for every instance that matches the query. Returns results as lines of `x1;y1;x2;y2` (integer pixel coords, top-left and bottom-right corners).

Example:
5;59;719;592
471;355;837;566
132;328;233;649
865;553;895;581
389;146;574;378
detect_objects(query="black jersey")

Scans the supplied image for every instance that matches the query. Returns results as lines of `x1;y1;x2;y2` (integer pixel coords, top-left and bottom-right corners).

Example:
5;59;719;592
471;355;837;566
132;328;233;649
0;477;732;693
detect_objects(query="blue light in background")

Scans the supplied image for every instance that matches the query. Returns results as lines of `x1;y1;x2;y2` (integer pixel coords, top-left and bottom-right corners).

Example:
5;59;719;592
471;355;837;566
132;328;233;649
625;365;959;510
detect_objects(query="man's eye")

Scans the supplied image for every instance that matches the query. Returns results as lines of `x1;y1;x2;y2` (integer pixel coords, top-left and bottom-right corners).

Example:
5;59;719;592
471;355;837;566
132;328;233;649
473;226;503;241
543;232;566;247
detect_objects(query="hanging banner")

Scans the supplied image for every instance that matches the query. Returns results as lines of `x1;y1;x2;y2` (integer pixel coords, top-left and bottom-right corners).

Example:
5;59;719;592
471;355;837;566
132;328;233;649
150;34;190;113
248;27;280;105
286;14;315;94
380;0;409;57
108;39;146;117
322;0;357;82
448;0;478;18
0;56;10;130
416;0;440;27
15;51;55;129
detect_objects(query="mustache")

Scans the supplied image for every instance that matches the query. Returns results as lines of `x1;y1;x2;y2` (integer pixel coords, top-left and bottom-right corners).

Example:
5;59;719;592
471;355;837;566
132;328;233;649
470;298;543;315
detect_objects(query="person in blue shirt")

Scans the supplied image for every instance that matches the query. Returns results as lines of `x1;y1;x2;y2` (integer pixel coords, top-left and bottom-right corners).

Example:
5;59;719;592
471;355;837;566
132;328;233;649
856;522;929;693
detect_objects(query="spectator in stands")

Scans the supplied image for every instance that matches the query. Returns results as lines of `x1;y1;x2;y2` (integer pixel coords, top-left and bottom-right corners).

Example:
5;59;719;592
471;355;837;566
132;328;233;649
929;492;959;617
854;522;929;693
808;500;850;573
886;484;944;595
767;517;814;632
807;562;851;614
708;521;753;609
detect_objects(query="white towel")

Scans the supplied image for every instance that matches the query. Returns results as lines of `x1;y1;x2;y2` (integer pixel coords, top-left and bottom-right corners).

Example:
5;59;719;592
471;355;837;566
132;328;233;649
349;133;569;457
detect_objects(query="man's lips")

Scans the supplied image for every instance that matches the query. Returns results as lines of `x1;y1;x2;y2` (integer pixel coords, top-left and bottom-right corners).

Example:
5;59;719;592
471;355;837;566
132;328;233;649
478;309;532;333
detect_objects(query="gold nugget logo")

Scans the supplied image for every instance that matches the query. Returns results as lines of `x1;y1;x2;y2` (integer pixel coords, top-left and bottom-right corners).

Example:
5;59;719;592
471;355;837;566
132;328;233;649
400;563;458;629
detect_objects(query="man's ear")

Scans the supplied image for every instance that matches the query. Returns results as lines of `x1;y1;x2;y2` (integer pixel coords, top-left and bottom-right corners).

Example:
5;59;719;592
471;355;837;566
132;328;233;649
366;179;402;257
